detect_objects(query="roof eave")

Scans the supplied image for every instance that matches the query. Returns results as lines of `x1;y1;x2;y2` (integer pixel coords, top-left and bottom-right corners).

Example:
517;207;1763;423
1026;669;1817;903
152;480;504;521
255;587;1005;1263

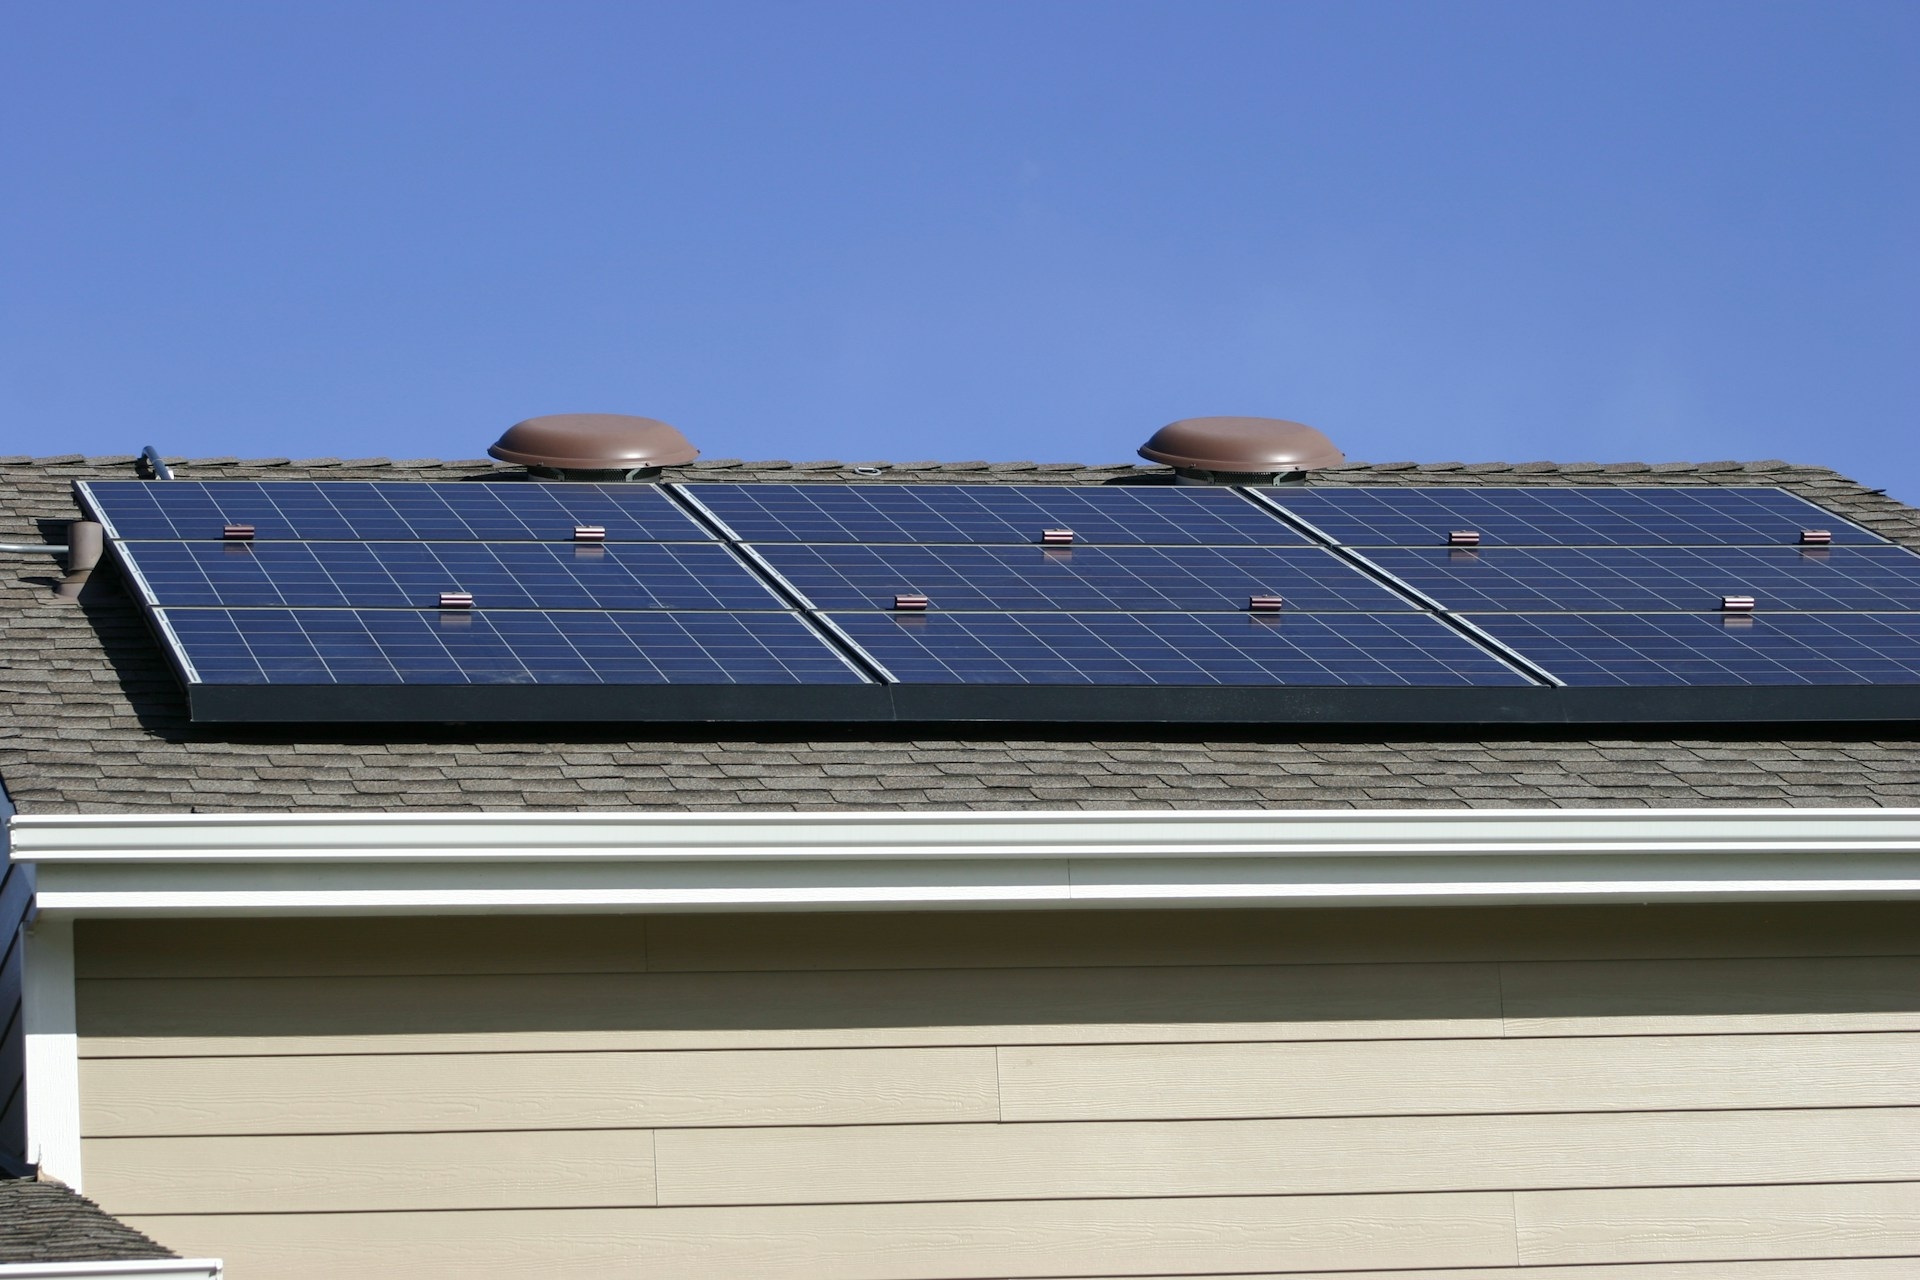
12;807;1920;916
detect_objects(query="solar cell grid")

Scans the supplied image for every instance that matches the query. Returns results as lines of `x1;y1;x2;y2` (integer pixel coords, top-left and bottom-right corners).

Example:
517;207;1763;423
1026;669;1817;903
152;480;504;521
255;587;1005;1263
118;541;782;611
679;483;1308;545
79;480;712;542
157;608;869;685
825;611;1532;686
81;473;1920;719
751;544;1414;612
1464;612;1920;686
1255;486;1882;547
1359;545;1920;614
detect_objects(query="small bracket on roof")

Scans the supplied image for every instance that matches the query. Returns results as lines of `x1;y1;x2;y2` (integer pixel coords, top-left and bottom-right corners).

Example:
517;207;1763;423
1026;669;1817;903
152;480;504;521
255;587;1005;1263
1447;530;1481;547
1720;595;1756;612
222;524;255;541
1041;529;1075;546
1799;529;1832;546
1248;595;1284;612
439;591;475;609
573;525;608;542
893;594;930;611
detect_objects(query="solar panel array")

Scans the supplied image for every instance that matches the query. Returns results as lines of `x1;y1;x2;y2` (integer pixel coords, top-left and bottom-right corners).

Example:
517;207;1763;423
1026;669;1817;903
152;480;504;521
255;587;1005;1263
74;477;1920;723
1256;486;1920;687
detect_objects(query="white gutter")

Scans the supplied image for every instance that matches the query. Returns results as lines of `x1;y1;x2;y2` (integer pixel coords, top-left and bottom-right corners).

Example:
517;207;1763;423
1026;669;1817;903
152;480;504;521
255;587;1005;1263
0;1262;221;1279
8;808;1920;915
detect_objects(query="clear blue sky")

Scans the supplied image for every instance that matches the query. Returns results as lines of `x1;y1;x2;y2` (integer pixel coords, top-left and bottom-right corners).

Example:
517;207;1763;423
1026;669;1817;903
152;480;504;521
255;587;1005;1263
4;2;1916;498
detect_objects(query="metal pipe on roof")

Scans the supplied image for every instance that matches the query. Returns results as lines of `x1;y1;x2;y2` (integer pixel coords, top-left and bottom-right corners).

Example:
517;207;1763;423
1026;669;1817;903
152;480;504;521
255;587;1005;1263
52;521;104;600
64;521;102;574
138;446;174;481
1;523;102;567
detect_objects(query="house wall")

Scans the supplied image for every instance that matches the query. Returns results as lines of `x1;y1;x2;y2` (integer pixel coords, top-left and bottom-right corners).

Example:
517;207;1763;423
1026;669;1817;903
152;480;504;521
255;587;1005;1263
70;903;1920;1280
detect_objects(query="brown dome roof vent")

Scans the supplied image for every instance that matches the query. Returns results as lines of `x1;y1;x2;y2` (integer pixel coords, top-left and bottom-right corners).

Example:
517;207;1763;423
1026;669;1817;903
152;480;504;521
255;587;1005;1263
1138;416;1344;484
489;414;699;480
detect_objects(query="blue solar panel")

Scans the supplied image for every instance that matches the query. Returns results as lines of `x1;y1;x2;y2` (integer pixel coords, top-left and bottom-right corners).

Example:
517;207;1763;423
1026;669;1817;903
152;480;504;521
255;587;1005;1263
118;541;782;611
679;483;1306;545
79;481;712;542
1360;546;1920;613
80;473;1920;720
751;544;1412;612
1254;486;1882;547
157;609;869;685
824;611;1531;686
1463;612;1920;686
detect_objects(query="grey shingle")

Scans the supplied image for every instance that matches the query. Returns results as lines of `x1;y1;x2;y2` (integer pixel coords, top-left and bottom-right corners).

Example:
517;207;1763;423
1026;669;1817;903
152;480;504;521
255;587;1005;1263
2;455;1918;813
0;1179;177;1262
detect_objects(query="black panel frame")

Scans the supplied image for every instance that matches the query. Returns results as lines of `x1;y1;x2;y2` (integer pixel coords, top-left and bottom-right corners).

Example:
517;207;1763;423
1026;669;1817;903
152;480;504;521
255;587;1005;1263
186;680;1920;726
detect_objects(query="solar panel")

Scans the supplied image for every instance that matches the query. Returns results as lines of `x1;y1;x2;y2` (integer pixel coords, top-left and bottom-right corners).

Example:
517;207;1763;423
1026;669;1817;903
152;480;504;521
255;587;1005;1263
751;544;1413;612
679;483;1307;545
76;474;1920;724
1463;612;1920;686
824;611;1532;686
1359;546;1920;614
157;608;870;685
1254;486;1883;548
78;480;713;542
117;541;783;611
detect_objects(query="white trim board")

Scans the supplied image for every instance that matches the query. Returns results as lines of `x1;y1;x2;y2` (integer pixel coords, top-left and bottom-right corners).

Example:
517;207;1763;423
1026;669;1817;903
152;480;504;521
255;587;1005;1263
0;1262;222;1279
8;808;1920;916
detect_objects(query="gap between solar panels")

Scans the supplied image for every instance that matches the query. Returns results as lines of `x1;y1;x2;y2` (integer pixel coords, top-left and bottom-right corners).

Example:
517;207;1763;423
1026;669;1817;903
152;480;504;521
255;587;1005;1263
70;478;1920;725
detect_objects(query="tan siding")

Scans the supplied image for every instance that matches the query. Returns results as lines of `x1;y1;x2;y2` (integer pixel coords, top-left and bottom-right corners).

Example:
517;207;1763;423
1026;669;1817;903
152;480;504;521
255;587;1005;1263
82;1046;999;1136
79;907;1920;1280
77;959;1501;1056
1053;1263;1920;1280
1516;1181;1920;1264
86;1128;657;1213
1502;956;1920;1035
82;903;1920;980
997;1032;1920;1120
643;902;1920;971
654;1108;1920;1205
78;916;652;978
125;1191;1519;1280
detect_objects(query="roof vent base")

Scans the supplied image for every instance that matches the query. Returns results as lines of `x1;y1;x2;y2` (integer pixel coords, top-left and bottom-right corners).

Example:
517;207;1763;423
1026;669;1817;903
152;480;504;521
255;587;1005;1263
1140;417;1344;484
489;414;699;481
1172;469;1310;486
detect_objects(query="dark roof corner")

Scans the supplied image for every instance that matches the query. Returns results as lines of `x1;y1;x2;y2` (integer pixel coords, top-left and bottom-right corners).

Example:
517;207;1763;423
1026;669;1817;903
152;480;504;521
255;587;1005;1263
0;1178;179;1264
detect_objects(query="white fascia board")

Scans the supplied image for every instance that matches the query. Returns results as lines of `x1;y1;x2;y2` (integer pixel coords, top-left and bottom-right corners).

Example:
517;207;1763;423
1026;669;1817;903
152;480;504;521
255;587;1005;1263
0;1262;222;1279
8;808;1920;916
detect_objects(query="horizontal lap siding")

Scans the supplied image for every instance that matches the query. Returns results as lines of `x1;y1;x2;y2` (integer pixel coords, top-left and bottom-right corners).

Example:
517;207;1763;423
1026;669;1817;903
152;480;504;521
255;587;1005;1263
76;905;1920;1280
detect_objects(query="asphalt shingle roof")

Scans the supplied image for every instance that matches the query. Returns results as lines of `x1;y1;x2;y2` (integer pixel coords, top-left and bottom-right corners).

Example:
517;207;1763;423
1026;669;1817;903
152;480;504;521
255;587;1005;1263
0;1179;177;1263
3;453;1918;813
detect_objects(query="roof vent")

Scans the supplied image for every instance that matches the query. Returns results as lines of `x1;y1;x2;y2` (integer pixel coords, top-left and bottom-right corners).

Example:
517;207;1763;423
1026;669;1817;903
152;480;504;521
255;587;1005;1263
488;414;699;481
1138;416;1345;485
